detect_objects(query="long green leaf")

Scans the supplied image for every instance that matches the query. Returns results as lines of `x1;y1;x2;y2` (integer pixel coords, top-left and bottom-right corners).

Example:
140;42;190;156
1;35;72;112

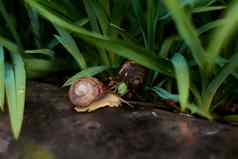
147;0;157;49
131;0;147;47
202;52;238;113
5;63;19;139
90;0;109;35
83;0;110;65
0;46;4;110
224;115;238;122
25;49;55;59
171;53;190;111
159;36;179;58
192;6;226;13
207;1;238;69
0;35;19;53
152;87;179;102
63;65;111;86
54;26;87;69
163;0;206;70
0;0;22;48
25;0;174;76
9;52;26;139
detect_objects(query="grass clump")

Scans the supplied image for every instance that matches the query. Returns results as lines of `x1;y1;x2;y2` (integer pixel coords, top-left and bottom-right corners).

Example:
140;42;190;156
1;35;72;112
0;0;238;138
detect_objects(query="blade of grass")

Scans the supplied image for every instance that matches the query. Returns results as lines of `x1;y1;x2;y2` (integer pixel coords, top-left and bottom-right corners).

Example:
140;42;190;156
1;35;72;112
198;19;224;35
207;1;238;70
224;115;238;122
90;0;109;35
63;65;111;86
83;0;110;65
25;0;174;76
25;49;55;59
24;58;57;78
9;52;26;139
152;87;179;101
202;52;238;114
90;0;120;64
0;46;4;111
171;53;190;111
163;0;206;70
131;0;147;47
100;0;110;16
54;26;87;69
27;8;41;47
0;0;23;48
0;35;19;53
192;6;226;13
159;36;179;58
147;0;157;49
5;63;18;139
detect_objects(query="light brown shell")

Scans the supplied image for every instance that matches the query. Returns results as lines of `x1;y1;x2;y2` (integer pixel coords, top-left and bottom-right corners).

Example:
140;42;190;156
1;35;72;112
68;77;105;107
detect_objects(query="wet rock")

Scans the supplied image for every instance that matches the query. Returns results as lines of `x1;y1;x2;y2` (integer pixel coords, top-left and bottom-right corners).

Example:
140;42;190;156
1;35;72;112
0;81;238;159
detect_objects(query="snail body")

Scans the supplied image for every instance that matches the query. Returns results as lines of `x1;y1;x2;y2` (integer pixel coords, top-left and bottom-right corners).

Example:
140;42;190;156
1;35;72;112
68;77;105;107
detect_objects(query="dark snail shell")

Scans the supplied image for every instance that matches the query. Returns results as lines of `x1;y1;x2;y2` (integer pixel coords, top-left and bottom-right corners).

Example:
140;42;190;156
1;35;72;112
68;77;105;107
119;60;147;89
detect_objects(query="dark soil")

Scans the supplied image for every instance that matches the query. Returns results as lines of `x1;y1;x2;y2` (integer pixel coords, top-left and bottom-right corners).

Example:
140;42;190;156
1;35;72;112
0;81;238;159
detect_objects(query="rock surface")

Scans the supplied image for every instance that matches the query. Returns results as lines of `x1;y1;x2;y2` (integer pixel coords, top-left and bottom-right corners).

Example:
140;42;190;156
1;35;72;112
0;81;238;159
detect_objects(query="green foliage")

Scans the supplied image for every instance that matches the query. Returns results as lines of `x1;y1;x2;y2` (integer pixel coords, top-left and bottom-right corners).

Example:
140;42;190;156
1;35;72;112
171;53;190;112
0;47;4;111
0;0;237;140
25;0;238;120
63;65;111;86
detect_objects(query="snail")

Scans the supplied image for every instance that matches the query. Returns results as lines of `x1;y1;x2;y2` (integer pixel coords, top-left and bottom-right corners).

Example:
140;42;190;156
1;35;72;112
68;77;105;107
119;60;147;90
68;77;133;112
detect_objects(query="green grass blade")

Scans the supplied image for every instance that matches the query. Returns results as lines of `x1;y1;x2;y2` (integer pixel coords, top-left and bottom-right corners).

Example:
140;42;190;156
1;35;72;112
147;0;157;49
84;37;174;76
203;52;238;113
0;0;22;48
100;0;110;16
90;0;109;35
63;65;111;86
0;46;4;111
163;0;206;70
207;2;238;69
24;58;57;79
27;8;41;47
159;36;179;58
0;35;19;53
224;115;238;122
5;63;19;139
152;87;179;102
192;6;226;13
25;0;174;76
131;0;147;47
9;52;26;139
198;19;224;35
54;26;87;69
25;49;55;59
83;0;110;65
171;53;190;111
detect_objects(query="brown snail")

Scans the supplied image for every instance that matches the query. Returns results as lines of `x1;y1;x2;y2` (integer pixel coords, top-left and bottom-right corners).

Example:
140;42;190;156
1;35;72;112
119;60;147;90
68;77;105;107
68;77;133;112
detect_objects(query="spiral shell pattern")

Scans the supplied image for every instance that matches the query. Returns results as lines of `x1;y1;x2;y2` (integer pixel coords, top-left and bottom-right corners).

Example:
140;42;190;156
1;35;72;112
68;77;105;107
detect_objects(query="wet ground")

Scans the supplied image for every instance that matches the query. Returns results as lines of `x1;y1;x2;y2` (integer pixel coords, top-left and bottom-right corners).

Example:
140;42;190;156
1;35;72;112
0;81;238;159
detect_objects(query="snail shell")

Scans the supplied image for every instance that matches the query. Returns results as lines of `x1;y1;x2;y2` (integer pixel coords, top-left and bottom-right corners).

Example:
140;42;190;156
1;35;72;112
119;60;147;89
68;77;105;107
